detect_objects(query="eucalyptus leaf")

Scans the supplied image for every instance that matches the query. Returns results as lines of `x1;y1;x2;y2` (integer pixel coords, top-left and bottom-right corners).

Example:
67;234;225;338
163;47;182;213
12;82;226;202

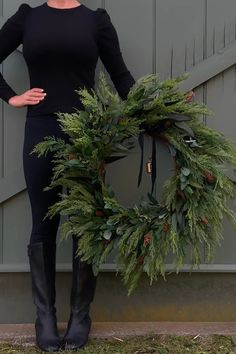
168;114;191;122
181;167;191;176
176;210;183;228
175;121;194;137
171;212;177;230
106;219;115;226
159;213;167;219
180;175;187;182
185;186;194;194
190;141;202;148
140;200;149;208
67;159;82;166
116;225;126;235
103;230;112;240
181;181;189;190
168;145;177;157
115;143;130;151
147;192;159;205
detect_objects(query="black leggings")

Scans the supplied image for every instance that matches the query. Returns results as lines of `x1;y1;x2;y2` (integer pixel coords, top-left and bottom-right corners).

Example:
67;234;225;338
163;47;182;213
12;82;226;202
23;113;70;245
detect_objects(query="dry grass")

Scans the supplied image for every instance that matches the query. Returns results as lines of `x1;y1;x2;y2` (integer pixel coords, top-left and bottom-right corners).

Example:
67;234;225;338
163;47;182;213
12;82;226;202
1;334;236;353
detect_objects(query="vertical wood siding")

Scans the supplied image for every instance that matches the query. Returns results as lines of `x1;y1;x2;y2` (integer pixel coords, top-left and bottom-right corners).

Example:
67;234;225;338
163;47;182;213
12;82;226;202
1;0;236;271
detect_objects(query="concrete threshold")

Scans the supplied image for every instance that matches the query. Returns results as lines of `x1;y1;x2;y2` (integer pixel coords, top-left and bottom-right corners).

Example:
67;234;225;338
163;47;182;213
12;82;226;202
1;322;236;346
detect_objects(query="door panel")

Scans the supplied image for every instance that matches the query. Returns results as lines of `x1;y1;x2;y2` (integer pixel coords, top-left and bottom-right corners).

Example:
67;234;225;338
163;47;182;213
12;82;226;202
1;0;236;271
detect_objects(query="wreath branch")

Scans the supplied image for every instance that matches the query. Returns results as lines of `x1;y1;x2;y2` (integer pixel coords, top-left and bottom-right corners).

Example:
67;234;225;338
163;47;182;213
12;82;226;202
31;71;236;295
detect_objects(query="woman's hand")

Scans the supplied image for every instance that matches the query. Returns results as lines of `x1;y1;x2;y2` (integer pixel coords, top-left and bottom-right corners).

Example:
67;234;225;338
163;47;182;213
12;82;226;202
8;88;47;107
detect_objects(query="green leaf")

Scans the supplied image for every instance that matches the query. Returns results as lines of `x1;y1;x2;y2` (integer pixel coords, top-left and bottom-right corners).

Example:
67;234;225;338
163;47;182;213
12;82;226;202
115;144;130;151
103;230;112;240
67;159;82;166
190;141;202;148
176;210;183;228
159;213;167;219
181;181;189;190
180;175;187;182
185;186;194;194
168;145;177;157
168;114;191;122
116;225;127;235
147;192;159;205
175;121;194;137
171;212;177;230
181;167;191;176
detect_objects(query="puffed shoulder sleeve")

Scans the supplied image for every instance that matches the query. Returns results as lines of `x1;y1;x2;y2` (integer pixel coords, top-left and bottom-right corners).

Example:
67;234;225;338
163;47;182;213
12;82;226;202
95;8;135;101
0;3;31;103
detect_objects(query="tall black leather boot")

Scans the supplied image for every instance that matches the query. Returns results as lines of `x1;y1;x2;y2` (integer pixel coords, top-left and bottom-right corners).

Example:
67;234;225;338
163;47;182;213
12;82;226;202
27;242;62;352
62;235;97;350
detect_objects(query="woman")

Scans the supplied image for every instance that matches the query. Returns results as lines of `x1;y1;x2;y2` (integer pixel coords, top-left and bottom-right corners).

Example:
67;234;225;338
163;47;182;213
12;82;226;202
0;0;135;351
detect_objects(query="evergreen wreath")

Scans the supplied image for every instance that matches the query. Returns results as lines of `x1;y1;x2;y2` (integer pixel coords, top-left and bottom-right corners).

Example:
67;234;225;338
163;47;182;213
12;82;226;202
31;71;236;295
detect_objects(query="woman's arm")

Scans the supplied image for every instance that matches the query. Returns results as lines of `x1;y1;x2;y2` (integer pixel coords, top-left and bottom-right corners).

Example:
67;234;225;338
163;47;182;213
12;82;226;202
0;3;31;103
0;3;47;107
95;8;135;101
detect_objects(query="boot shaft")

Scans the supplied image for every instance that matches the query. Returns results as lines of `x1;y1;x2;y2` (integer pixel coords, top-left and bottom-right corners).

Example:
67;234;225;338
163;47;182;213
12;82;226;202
70;236;97;312
28;242;56;312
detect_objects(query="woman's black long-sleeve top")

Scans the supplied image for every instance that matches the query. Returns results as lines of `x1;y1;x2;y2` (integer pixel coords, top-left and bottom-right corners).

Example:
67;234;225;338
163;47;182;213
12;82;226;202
0;2;135;117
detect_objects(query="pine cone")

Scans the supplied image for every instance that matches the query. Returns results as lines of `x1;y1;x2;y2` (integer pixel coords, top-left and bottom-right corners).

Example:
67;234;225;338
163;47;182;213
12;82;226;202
164;120;172;128
186;91;195;102
103;239;111;245
201;217;209;225
176;188;186;200
163;222;169;232
143;232;152;246
203;171;215;183
68;153;77;160
98;160;106;177
137;255;145;265
95;210;105;217
118;116;125;124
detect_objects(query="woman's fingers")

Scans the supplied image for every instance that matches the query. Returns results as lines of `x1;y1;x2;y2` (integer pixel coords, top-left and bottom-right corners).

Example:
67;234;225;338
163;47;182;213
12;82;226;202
30;88;45;93
26;97;40;101
8;88;47;107
26;88;47;104
28;93;46;98
25;98;41;105
26;101;40;105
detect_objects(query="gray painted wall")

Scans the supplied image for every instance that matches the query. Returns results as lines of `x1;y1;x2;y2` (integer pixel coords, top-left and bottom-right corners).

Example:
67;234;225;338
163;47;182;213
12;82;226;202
1;0;236;271
1;0;236;322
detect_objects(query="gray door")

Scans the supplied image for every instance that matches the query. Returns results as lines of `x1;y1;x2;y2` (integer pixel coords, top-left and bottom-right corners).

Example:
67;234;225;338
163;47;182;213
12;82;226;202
1;0;236;273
